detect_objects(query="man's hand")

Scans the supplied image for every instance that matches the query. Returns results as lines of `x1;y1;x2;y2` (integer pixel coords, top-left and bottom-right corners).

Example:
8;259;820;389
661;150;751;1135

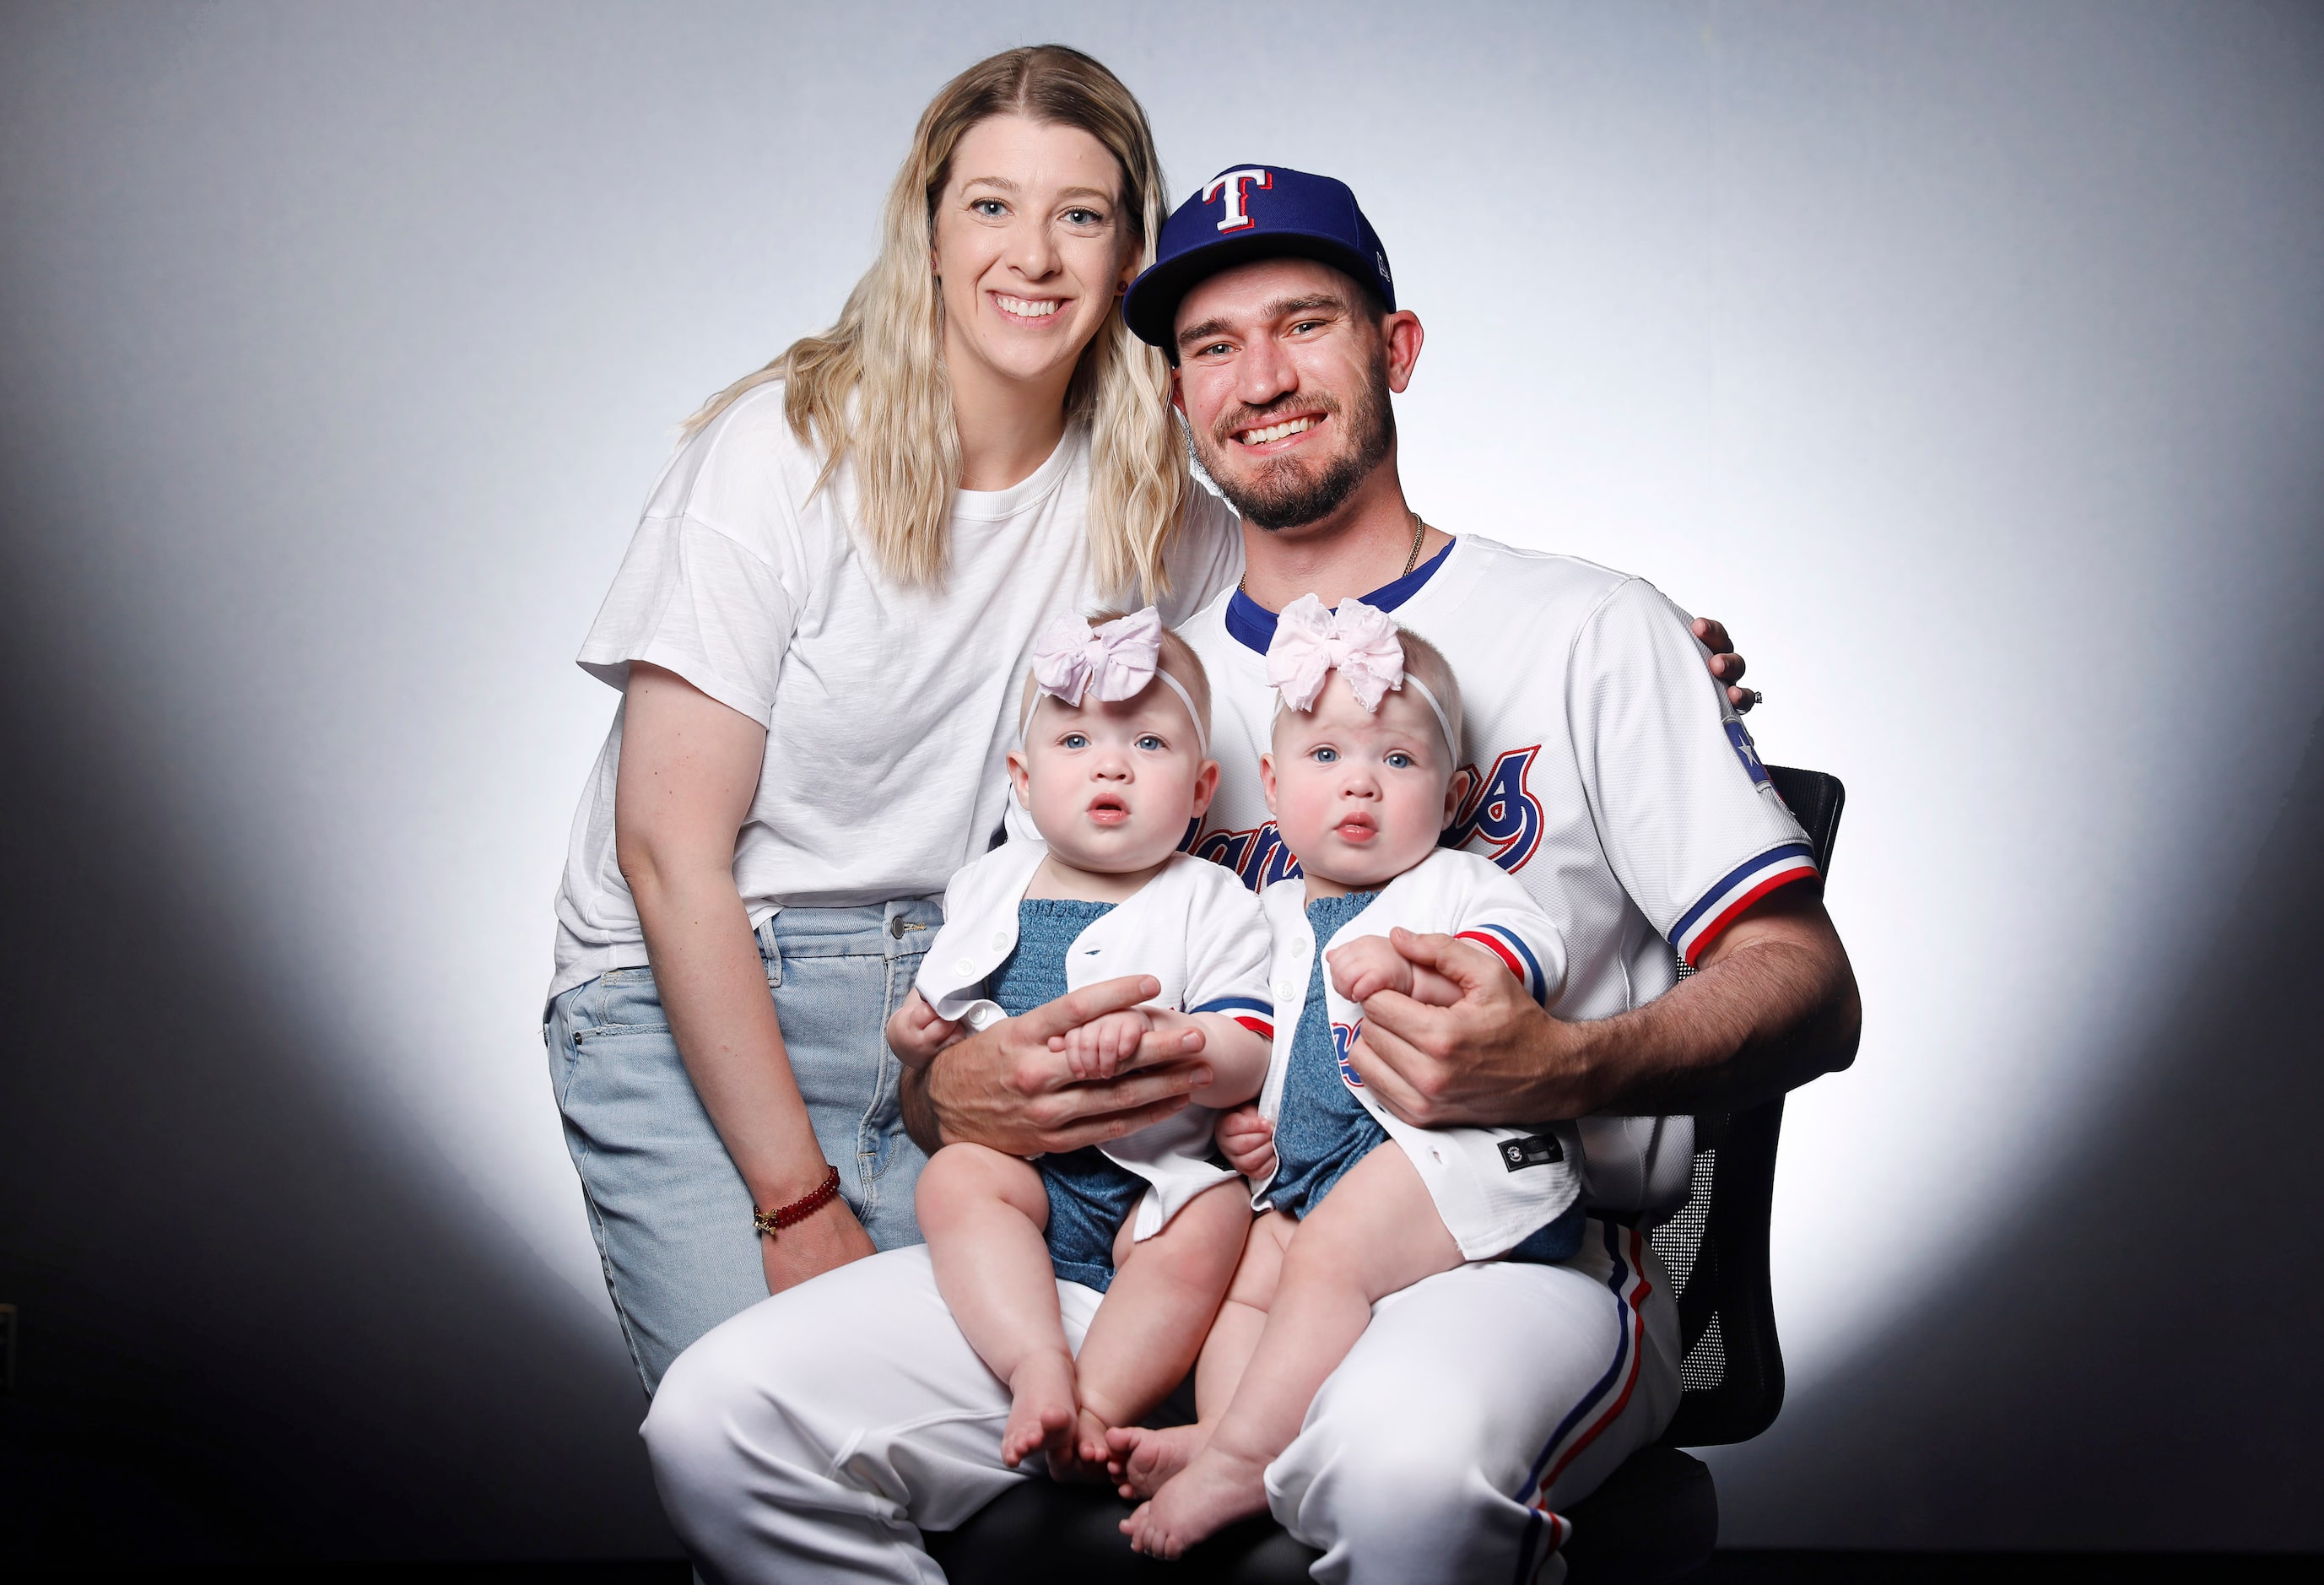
1350;890;1860;1127
1694;616;1757;713
758;1191;878;1297
1327;933;1462;1008
1215;1103;1278;1181
907;974;1213;1158
885;987;962;1070
1057;1007;1156;1080
1343;929;1601;1128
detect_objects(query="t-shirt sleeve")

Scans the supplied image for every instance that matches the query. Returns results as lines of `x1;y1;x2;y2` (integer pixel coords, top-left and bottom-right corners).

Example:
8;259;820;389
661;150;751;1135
1568;579;1819;966
1180;871;1277;1041
1450;861;1570;1006
576;515;799;723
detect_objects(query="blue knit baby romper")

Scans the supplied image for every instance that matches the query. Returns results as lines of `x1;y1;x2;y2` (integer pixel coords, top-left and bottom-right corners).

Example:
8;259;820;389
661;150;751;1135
987;899;1154;1292
1265;892;1583;1263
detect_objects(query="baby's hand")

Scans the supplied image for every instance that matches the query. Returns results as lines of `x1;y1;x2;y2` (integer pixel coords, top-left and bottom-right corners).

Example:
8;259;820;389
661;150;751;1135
1055;1008;1154;1080
1215;1104;1277;1181
1326;935;1413;1005
884;987;961;1069
1328;933;1467;1008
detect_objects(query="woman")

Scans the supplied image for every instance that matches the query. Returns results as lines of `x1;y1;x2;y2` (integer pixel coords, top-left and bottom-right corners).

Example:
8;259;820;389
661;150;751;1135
543;45;1239;1393
543;44;1754;1397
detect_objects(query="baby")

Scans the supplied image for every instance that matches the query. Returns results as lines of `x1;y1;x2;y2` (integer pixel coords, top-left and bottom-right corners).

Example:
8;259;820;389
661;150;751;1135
1111;595;1586;1556
887;608;1275;1478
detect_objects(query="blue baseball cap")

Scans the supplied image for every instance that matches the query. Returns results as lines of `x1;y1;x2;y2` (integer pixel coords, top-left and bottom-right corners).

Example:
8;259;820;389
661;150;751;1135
1122;164;1395;355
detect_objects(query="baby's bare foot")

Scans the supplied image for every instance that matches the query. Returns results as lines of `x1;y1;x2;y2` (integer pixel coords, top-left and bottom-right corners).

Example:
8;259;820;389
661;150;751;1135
1104;1422;1208;1499
1121;1445;1270;1558
1071;1408;1118;1474
1000;1351;1078;1470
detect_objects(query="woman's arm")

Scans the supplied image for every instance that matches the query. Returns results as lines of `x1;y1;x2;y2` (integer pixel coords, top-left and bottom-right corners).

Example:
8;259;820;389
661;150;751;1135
615;663;875;1294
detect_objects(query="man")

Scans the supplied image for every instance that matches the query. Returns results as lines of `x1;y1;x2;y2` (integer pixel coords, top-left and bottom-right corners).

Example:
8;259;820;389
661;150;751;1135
642;166;1858;1585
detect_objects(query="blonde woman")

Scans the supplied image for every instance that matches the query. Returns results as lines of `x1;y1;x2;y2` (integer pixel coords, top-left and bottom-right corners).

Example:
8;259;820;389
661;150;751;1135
543;46;1242;1394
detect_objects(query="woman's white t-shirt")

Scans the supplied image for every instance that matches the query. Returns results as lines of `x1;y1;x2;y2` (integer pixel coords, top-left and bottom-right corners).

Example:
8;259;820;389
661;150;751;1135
549;381;1244;1001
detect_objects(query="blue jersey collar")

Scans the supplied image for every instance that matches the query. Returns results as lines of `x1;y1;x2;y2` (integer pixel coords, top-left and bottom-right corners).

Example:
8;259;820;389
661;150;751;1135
1224;538;1456;655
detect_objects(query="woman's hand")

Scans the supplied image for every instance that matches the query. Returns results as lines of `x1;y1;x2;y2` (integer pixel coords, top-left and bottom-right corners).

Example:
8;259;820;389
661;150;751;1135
1693;617;1757;712
909;975;1213;1157
1215;1104;1277;1181
758;1191;878;1297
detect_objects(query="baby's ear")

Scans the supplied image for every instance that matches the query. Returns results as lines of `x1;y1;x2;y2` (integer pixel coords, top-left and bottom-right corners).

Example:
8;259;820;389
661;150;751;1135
1006;748;1033;807
1189;756;1221;818
1258;752;1279;817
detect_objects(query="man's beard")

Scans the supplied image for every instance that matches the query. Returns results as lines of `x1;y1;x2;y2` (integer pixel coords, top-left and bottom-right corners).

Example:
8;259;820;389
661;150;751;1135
1192;356;1397;532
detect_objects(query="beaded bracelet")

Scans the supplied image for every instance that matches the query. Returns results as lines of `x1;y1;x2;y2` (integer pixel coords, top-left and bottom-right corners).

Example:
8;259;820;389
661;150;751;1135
753;1165;842;1239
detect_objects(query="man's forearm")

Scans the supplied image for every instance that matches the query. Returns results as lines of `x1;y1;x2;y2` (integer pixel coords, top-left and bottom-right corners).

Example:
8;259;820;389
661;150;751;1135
1575;897;1860;1117
900;1061;945;1155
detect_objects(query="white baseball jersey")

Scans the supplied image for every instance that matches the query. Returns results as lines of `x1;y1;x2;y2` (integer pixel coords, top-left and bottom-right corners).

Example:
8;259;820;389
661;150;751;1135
916;842;1275;1238
1255;848;1585;1261
1179;534;1819;1218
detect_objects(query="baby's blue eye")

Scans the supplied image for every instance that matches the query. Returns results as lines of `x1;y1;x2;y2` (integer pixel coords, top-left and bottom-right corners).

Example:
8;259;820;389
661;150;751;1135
1062;733;1089;749
1311;747;1338;764
1136;734;1165;752
1386;751;1414;769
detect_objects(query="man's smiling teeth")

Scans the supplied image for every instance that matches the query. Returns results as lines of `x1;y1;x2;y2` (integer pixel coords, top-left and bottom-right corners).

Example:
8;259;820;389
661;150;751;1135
1239;416;1316;445
995;294;1060;317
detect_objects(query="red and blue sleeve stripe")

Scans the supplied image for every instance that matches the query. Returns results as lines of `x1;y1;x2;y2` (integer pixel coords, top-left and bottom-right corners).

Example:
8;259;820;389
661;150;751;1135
1669;841;1818;966
1192;995;1274;1041
1457;926;1548;1003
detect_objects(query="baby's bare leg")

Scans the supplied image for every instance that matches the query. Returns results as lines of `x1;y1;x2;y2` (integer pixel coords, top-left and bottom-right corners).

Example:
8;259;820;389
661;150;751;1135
1070;1182;1251;1468
916;1144;1076;1470
1123;1144;1463;1558
1105;1209;1293;1498
1195;1209;1292;1422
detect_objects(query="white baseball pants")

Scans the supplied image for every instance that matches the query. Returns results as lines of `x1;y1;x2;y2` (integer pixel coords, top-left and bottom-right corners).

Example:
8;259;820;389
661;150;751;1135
642;1219;1679;1585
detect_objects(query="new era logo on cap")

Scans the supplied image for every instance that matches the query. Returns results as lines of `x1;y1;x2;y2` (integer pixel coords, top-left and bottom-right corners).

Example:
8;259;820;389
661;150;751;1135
1121;163;1397;354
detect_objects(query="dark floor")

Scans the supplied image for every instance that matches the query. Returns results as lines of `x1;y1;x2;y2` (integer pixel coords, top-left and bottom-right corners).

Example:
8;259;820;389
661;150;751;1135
8;1555;2324;1582
6;1370;2314;1584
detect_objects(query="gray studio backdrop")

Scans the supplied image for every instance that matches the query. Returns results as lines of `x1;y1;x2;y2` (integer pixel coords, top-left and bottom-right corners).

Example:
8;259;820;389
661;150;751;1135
2;0;2318;1562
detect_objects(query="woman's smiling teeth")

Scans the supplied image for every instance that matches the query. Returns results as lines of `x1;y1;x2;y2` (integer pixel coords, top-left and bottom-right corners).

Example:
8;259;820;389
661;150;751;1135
1238;415;1316;446
994;294;1062;319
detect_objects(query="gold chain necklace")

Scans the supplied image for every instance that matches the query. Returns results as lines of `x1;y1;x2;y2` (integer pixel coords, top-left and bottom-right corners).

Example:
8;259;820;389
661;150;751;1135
1240;511;1430;600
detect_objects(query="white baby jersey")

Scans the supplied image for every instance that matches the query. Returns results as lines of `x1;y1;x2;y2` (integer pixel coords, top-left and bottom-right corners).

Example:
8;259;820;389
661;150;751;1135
916;842;1275;1238
1177;535;1819;1218
1257;849;1585;1260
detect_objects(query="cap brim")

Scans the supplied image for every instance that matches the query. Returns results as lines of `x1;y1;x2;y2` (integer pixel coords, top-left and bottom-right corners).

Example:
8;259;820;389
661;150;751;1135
1122;230;1389;352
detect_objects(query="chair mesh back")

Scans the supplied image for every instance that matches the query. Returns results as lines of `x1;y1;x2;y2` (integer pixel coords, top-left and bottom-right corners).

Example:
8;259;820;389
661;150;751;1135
1651;1150;1725;1391
1649;765;1843;1447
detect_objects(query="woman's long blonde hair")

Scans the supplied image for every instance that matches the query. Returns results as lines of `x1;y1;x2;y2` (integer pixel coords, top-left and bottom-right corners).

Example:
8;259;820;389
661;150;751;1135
684;46;1188;600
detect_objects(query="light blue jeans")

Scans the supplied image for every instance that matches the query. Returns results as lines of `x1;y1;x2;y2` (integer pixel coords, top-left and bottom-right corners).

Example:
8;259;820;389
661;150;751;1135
545;901;941;1393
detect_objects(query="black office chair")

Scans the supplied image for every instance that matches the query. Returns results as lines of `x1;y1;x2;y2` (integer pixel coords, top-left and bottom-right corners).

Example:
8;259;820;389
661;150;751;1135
929;766;1846;1584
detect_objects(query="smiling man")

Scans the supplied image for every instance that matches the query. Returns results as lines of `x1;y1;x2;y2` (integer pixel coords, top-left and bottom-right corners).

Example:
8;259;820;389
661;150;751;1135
1114;167;1860;1576
641;166;1858;1585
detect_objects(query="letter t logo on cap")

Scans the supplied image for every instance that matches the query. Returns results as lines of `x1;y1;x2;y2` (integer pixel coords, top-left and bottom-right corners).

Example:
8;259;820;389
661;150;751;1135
1203;168;1273;233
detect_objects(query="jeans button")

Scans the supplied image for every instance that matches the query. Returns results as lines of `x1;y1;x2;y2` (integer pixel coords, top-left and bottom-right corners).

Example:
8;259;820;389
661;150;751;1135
888;914;905;939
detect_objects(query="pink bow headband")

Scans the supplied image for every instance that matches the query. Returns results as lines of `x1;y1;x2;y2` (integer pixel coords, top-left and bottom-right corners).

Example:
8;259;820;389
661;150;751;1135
1264;594;1456;751
1027;606;1208;753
